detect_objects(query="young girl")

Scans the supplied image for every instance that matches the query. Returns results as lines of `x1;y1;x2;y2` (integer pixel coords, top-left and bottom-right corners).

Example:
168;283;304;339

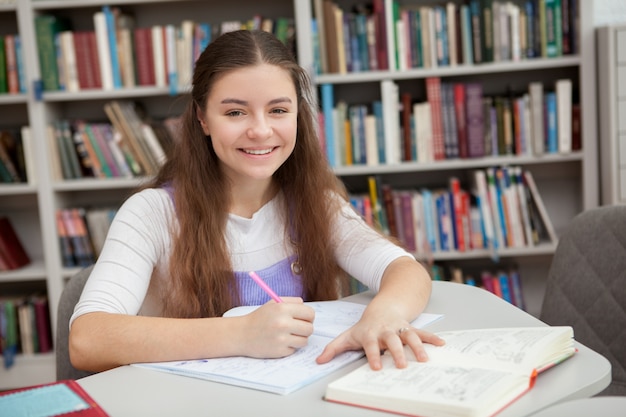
69;30;442;373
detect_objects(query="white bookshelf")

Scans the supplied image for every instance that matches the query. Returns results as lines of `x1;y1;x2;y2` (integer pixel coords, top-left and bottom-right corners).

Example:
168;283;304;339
597;23;626;205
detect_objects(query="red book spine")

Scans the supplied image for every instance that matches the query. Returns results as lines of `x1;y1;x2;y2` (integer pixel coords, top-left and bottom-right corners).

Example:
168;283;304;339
449;177;466;251
0;217;30;270
453;83;468;158
73;31;92;89
4;35;19;94
373;0;388;70
134;27;155;86
33;298;52;353
426;77;445;160
401;92;413;161
87;31;103;89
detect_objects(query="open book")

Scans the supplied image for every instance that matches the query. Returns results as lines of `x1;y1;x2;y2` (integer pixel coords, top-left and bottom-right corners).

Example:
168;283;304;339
325;326;575;417
133;300;443;395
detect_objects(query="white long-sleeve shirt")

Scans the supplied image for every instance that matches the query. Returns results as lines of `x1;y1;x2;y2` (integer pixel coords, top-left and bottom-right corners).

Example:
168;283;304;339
71;188;413;325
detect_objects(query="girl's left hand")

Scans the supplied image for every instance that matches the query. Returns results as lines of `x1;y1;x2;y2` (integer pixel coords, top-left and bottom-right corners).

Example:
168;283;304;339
315;317;445;370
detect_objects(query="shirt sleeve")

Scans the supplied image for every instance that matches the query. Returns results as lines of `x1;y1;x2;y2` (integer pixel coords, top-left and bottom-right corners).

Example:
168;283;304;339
332;197;414;292
69;189;174;327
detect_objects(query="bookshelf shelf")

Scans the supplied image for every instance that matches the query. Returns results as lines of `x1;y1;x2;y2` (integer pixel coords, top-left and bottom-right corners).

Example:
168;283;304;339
30;0;184;10
0;183;38;196
0;93;28;104
334;152;584;176
52;177;146;191
42;85;189;102
0;259;47;283
316;56;582;85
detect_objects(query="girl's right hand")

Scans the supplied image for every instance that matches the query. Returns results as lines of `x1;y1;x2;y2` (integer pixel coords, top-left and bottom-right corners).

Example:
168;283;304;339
238;297;315;358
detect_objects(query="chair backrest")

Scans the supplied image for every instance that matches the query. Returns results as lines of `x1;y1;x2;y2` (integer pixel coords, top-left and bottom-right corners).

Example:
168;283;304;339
56;265;96;381
540;205;626;396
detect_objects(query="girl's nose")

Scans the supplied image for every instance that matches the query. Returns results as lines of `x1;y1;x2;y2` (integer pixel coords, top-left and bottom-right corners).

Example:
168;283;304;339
246;115;273;139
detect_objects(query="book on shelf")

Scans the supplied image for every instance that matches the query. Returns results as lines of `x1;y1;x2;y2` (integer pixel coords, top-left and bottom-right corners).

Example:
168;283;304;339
34;14;71;92
0;217;30;271
324;326;575;417
555;78;572;154
134;300;442;395
523;170;558;243
0;294;52;362
0;379;109;416
0;128;27;183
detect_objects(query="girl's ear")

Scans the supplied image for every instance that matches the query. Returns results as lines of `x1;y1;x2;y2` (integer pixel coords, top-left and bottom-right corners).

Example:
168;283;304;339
196;107;210;135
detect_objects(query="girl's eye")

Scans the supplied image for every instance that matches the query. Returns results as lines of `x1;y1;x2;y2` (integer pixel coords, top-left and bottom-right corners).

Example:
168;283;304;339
271;108;287;114
226;110;244;117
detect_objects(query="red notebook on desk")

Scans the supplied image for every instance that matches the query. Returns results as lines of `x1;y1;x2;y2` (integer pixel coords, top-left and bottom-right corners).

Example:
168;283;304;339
0;379;109;416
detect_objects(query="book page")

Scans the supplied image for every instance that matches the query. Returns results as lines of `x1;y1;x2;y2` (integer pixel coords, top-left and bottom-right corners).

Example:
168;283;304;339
424;327;574;371
134;334;363;394
326;353;530;417
224;300;443;339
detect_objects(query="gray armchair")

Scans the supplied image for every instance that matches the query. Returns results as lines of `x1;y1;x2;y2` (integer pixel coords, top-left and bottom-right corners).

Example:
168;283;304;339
540;205;626;396
56;265;96;380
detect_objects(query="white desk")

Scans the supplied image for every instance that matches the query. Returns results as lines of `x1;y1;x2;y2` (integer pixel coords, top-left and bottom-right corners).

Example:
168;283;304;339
527;396;626;417
77;281;611;417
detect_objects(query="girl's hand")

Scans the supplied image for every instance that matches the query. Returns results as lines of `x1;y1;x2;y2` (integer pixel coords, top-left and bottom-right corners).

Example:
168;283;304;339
316;316;445;370
238;297;315;358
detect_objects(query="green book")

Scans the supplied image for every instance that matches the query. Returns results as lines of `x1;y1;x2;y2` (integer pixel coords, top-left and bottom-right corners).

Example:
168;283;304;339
34;14;70;91
0;37;7;93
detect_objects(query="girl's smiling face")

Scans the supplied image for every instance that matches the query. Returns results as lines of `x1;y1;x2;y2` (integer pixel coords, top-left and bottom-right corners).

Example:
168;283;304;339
198;63;298;187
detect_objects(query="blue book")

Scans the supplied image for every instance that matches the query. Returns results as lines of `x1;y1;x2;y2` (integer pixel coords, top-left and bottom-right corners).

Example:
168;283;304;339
196;23;212;60
14;35;27;93
509;270;526;310
497;272;514;304
103;6;122;89
421;189;437;252
372;101;386;164
355;14;369;71
460;5;474;64
311;19;321;75
436;192;451;251
320;84;336;167
545;92;558;153
434;6;449;66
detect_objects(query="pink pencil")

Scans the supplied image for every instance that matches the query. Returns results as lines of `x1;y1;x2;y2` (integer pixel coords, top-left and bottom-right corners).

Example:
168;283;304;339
248;271;284;303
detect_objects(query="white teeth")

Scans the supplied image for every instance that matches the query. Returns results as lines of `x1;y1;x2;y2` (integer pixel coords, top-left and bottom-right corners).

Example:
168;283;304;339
243;148;273;155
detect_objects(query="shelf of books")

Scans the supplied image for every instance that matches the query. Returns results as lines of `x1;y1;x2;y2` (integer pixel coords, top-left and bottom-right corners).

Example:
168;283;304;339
295;0;597;315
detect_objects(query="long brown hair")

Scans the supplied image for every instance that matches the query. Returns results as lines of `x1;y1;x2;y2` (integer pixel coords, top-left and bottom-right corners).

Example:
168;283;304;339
144;30;349;318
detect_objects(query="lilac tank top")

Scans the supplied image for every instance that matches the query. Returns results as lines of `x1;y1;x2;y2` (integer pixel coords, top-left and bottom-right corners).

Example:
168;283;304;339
163;185;304;305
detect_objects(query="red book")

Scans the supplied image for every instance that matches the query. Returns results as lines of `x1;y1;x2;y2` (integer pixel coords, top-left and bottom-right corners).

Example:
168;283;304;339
73;31;102;90
571;104;581;151
372;0;388;71
134;27;156;86
4;35;19;94
0;379;109;416
453;83;468;158
425;77;445;160
401;92;413;161
0;217;30;270
33;296;53;353
449;177;466;251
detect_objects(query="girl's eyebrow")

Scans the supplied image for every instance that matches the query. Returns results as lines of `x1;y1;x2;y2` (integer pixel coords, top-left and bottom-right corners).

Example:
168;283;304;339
220;97;293;105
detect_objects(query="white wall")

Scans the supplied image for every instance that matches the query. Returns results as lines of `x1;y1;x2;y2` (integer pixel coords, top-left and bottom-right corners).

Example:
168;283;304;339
595;0;626;26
